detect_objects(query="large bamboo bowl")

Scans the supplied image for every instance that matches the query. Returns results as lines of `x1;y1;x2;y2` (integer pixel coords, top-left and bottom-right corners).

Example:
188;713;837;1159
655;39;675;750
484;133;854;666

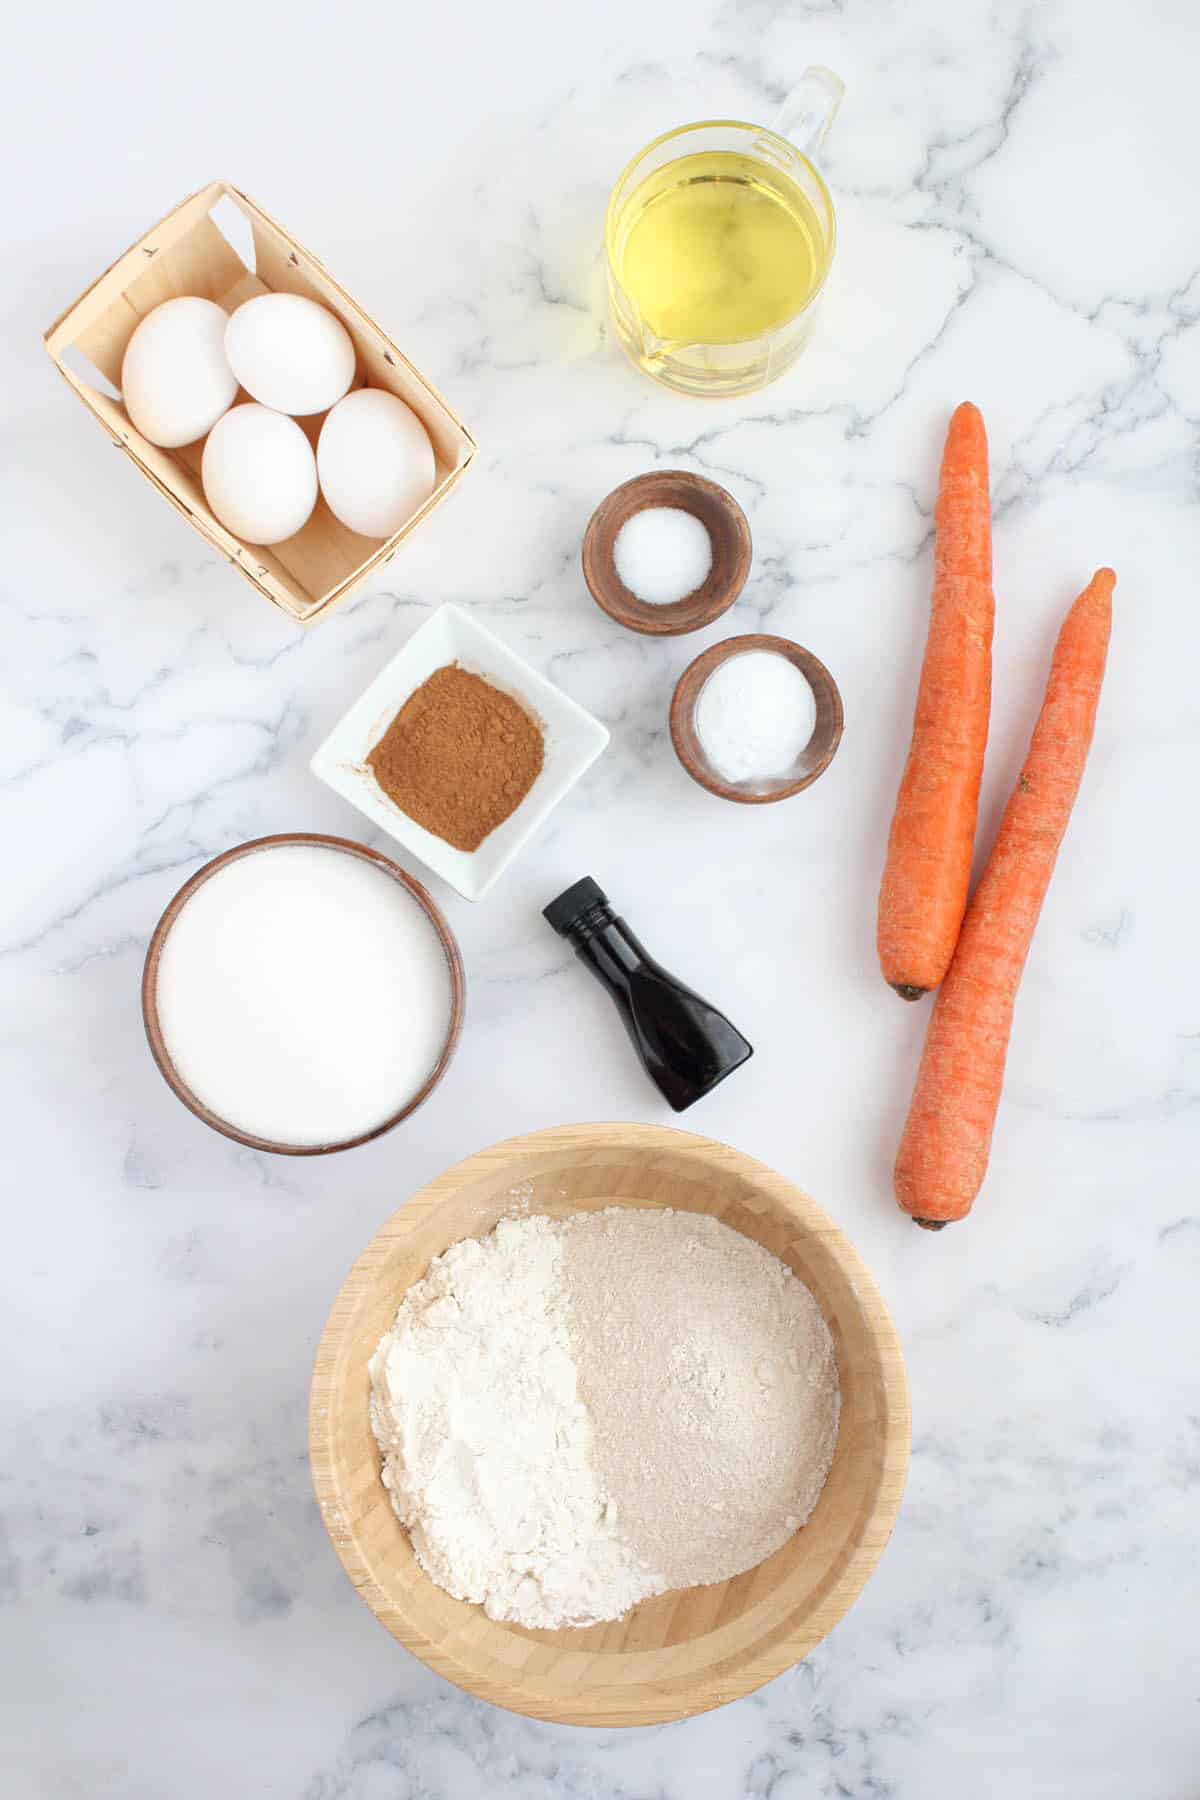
309;1124;909;1726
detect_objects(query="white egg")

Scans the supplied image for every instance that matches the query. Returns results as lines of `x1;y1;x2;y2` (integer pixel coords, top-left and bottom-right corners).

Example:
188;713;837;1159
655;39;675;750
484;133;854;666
224;293;356;416
120;297;238;448
201;404;318;545
317;389;436;539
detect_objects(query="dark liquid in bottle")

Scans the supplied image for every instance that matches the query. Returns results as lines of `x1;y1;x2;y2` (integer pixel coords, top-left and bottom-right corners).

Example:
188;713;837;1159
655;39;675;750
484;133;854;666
543;877;752;1112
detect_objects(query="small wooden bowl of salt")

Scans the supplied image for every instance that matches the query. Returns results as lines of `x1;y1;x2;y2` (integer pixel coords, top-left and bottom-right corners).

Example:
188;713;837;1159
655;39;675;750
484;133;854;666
581;470;751;636
671;634;844;803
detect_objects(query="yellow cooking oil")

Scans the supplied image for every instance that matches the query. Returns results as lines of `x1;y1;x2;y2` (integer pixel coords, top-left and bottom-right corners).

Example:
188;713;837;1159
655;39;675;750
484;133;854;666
610;149;828;346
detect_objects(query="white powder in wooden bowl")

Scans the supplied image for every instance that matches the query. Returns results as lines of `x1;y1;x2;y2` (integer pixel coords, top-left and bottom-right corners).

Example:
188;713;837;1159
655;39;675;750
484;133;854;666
369;1208;840;1629
154;844;453;1147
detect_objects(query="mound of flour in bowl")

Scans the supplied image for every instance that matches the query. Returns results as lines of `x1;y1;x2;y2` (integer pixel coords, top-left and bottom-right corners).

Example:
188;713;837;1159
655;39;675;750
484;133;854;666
369;1208;840;1629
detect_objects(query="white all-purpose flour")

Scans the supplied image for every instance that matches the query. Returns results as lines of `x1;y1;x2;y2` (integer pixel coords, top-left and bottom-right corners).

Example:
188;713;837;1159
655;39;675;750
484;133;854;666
369;1208;840;1628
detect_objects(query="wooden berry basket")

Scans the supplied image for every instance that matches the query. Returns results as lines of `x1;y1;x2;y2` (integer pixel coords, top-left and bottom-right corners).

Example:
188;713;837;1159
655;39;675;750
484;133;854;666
43;180;476;625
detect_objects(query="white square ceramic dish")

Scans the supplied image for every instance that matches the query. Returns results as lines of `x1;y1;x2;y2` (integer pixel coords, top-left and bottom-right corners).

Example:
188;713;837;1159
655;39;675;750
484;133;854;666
310;605;610;901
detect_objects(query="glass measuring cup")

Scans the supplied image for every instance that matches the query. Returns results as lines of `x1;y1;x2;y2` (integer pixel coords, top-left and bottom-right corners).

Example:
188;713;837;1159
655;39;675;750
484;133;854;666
605;67;843;397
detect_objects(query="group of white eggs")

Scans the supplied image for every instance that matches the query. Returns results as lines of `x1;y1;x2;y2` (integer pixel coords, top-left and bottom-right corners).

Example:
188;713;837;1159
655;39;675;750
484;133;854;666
120;293;436;546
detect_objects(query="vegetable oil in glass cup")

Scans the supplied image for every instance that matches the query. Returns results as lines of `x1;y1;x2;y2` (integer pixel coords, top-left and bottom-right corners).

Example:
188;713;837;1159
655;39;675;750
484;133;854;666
605;68;842;398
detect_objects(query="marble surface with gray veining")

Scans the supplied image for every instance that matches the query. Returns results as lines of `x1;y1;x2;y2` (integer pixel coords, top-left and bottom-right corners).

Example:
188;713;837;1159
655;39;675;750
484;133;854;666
3;0;1198;1794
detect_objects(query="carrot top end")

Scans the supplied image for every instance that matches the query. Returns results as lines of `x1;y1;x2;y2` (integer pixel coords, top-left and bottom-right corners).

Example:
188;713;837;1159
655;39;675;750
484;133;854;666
947;399;987;449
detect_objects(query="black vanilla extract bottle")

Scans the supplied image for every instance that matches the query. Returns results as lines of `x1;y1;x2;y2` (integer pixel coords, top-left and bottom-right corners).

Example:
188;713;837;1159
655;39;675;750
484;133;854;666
543;877;752;1112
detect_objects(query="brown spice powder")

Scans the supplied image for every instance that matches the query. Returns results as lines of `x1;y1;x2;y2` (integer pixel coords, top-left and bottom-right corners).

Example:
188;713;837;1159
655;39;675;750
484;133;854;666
367;665;545;853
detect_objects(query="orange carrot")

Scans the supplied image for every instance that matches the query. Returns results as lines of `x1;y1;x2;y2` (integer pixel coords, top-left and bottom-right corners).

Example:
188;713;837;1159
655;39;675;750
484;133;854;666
895;569;1114;1227
878;402;994;1000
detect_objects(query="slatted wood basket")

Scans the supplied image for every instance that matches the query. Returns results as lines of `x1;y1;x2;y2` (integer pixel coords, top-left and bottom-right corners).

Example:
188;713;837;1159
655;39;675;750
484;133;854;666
44;180;475;624
310;1123;910;1725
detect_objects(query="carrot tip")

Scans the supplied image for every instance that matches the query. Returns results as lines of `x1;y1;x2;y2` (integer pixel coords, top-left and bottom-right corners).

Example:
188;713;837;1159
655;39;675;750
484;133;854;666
890;983;928;1003
913;1217;949;1232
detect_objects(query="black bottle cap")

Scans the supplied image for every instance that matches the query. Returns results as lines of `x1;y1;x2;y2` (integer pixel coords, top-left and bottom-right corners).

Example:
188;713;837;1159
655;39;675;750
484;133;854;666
543;876;608;936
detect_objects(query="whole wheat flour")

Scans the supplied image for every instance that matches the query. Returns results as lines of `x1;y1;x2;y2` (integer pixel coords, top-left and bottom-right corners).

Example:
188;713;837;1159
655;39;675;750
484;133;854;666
369;1207;840;1629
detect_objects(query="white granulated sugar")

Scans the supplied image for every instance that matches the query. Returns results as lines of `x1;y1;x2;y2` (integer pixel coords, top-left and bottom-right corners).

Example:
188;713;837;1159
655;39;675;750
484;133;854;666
370;1208;840;1628
613;505;713;605
696;649;818;783
155;845;452;1147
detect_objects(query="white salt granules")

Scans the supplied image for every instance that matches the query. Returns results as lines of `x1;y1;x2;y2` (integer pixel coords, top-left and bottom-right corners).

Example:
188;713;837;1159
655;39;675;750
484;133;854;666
613;505;713;605
369;1208;840;1629
696;649;818;783
154;844;452;1147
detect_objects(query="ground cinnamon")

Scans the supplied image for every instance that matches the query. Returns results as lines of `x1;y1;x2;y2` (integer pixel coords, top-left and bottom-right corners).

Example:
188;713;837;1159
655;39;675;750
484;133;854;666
367;664;545;853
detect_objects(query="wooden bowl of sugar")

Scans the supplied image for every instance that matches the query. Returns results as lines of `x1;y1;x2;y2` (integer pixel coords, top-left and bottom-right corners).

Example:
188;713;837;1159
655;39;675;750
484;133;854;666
582;470;752;636
310;1123;909;1726
142;833;464;1155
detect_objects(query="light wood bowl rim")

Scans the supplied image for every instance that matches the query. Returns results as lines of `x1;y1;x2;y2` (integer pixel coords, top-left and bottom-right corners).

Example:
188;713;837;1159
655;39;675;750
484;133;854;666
141;832;465;1156
670;633;845;803
309;1123;909;1724
581;470;752;637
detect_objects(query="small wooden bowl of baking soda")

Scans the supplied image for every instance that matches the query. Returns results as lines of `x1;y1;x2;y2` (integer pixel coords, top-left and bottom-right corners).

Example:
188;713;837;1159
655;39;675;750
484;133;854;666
582;470;752;636
671;633;844;803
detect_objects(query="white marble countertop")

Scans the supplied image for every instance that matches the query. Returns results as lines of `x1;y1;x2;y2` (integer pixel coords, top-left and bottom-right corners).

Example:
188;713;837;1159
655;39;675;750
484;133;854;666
4;0;1198;1793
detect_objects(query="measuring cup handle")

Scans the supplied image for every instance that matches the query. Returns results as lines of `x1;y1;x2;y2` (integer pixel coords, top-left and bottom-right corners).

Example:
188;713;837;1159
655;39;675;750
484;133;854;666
776;66;844;159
